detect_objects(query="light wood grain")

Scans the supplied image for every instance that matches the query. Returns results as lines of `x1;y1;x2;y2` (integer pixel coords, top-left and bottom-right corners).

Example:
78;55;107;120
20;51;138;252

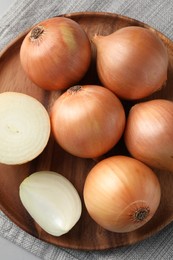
0;12;173;250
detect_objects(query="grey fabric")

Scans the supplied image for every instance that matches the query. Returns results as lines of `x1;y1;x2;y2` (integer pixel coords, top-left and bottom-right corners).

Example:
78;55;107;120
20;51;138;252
0;0;173;259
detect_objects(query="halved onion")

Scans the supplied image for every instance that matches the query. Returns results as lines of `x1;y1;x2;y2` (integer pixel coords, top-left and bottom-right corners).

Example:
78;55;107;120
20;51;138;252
19;171;82;236
0;92;50;165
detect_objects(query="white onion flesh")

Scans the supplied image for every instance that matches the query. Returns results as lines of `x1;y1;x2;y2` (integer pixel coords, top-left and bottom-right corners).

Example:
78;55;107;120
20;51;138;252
0;92;50;165
19;171;82;236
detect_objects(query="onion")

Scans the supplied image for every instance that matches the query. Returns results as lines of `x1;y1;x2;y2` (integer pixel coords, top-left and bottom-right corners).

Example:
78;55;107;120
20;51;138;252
124;99;173;172
83;155;161;233
93;26;168;100
50;85;126;158
20;17;91;90
0;92;50;165
19;171;82;236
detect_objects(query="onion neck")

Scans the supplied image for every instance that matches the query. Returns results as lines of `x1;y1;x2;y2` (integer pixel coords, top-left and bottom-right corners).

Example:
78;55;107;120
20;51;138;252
92;34;103;47
67;85;82;94
30;26;44;41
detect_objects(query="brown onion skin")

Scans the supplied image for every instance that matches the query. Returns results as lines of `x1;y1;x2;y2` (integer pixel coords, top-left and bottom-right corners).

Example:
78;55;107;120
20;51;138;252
50;85;126;158
93;26;168;100
124;99;173;172
83;155;161;233
20;17;91;90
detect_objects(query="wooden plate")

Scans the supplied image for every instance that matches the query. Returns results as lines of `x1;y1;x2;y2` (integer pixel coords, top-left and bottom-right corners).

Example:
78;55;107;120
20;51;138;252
0;12;173;251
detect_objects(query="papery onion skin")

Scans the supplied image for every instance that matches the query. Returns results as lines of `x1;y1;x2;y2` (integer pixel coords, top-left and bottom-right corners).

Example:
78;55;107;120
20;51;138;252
93;26;168;100
19;171;82;236
50;85;126;158
124;99;173;172
20;17;91;90
83;155;161;233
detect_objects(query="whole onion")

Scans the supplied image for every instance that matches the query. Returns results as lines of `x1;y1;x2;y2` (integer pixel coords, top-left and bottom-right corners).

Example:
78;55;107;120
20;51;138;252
20;17;91;90
93;26;168;100
50;85;126;158
84;155;161;233
124;99;173;172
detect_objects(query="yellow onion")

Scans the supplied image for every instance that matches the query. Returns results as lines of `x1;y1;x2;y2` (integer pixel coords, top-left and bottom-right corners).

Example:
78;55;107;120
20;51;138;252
20;17;91;90
83;155;161;233
124;99;173;172
93;26;168;100
50;85;126;158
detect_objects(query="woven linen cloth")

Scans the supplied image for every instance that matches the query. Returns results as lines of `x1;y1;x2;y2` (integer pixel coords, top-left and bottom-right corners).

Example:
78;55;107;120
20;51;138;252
0;0;173;259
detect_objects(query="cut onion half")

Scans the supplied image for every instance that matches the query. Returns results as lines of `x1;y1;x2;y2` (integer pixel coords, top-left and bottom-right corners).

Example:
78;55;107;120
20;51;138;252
0;92;50;165
19;171;82;236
